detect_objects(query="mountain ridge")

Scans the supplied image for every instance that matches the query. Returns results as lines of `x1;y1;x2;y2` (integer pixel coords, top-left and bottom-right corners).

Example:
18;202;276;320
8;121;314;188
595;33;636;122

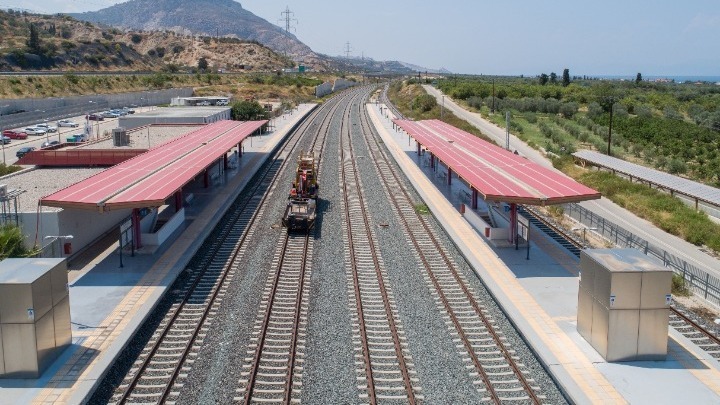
69;0;317;61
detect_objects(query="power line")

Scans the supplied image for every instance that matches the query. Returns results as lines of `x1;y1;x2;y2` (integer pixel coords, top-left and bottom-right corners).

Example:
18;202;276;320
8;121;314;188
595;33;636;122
344;41;352;59
278;5;297;33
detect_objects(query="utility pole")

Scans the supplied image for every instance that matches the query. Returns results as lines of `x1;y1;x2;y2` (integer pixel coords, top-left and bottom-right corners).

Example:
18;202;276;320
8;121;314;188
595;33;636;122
344;41;352;59
491;79;496;114
279;6;298;33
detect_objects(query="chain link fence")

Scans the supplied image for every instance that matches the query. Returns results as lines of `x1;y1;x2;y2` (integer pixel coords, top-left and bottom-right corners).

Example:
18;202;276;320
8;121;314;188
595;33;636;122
564;203;720;306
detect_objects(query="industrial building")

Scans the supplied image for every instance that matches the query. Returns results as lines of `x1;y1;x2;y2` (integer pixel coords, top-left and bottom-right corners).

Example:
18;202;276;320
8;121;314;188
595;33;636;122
118;106;231;129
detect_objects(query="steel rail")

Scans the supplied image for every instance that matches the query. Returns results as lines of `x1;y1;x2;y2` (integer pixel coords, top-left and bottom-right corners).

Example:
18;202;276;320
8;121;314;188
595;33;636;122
359;101;542;403
115;92;347;404
341;91;416;404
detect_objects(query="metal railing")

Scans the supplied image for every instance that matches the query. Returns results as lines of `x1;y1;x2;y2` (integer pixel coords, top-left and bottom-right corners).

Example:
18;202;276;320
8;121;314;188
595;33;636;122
564;203;720;306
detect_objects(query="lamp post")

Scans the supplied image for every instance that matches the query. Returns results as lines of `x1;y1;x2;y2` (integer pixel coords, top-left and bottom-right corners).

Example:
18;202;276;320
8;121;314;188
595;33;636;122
441;95;445;119
0;104;9;165
43;235;74;257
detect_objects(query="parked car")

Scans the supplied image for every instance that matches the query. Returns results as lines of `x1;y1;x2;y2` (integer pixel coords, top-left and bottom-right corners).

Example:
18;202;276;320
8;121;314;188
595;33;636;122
2;129;27;139
24;127;46;136
110;109;128;116
101;111;120;118
216;99;229;106
41;140;61;148
57;119;79;128
34;123;57;133
0;136;10;145
87;114;104;121
122;107;135;114
16;146;35;158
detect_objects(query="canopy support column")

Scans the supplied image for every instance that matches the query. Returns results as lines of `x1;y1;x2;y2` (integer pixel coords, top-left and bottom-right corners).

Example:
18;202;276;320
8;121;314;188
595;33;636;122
416;141;421;155
509;203;517;244
204;170;209;188
132;208;142;249
447;167;452;185
430;153;435;169
471;188;478;210
174;190;182;212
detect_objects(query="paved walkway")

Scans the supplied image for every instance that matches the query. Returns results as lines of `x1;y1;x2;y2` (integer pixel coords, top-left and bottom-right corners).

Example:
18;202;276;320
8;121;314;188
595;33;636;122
0;104;316;405
422;85;720;298
368;101;720;404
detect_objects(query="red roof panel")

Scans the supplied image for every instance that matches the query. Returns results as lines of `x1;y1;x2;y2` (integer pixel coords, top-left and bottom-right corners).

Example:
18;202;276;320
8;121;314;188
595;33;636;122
394;119;600;205
41;120;266;211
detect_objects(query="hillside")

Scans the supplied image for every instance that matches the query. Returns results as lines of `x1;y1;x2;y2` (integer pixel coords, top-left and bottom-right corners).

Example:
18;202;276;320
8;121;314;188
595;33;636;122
70;0;316;61
0;10;292;72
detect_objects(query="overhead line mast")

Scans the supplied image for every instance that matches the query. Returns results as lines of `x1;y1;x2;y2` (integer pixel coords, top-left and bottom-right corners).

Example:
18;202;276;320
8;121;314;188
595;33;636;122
279;6;298;33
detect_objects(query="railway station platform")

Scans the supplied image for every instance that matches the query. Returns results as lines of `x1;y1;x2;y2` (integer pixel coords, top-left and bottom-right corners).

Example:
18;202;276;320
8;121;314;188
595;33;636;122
368;103;720;404
0;104;317;405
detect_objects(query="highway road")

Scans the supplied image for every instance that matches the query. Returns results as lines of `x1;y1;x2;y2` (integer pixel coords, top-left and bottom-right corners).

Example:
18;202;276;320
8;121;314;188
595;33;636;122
423;84;720;286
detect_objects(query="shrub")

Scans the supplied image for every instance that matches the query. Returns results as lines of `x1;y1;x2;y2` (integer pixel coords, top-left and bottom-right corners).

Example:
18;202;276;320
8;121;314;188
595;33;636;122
130;33;142;44
0;224;37;258
411;94;437;112
63;73;79;84
672;274;690;296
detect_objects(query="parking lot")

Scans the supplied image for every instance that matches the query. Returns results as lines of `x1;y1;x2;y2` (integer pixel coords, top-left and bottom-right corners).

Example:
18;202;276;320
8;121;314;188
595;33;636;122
1;107;153;166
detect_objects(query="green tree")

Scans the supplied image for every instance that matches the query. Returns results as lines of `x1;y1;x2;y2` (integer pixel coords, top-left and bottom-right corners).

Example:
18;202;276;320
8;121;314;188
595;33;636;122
636;72;642;84
549;72;557;84
27;23;41;53
539;73;549;86
197;56;208;72
562;68;570;87
231;100;268;121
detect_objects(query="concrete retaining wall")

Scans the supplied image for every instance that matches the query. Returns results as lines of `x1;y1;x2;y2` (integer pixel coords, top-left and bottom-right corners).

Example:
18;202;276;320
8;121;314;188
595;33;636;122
315;82;333;98
333;79;357;92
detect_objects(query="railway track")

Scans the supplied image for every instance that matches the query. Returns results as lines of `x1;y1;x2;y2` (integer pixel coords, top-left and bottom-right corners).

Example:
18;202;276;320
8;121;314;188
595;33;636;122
233;89;363;403
340;91;422;403
518;207;720;361
235;230;312;403
109;90;354;404
359;99;544;403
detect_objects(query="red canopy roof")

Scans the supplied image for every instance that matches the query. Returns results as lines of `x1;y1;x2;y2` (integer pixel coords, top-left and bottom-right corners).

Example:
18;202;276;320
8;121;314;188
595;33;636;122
394;119;600;205
41;120;266;211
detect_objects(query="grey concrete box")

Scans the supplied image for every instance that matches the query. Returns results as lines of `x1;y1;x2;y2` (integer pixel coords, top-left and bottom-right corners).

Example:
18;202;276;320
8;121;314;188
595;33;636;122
637;309;669;360
594;267;642;310
49;261;69;306
590;299;609;358
577;286;593;340
53;295;72;348
579;251;598;295
590;299;642;362
640;271;672;309
0;271;52;324
1;310;56;378
606;308;640;362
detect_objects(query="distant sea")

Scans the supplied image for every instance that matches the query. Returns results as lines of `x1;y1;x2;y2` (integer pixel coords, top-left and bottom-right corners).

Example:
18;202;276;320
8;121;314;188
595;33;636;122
598;75;720;83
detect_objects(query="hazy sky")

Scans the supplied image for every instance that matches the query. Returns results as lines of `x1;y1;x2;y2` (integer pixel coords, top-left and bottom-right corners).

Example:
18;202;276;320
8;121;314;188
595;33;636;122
13;0;720;76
